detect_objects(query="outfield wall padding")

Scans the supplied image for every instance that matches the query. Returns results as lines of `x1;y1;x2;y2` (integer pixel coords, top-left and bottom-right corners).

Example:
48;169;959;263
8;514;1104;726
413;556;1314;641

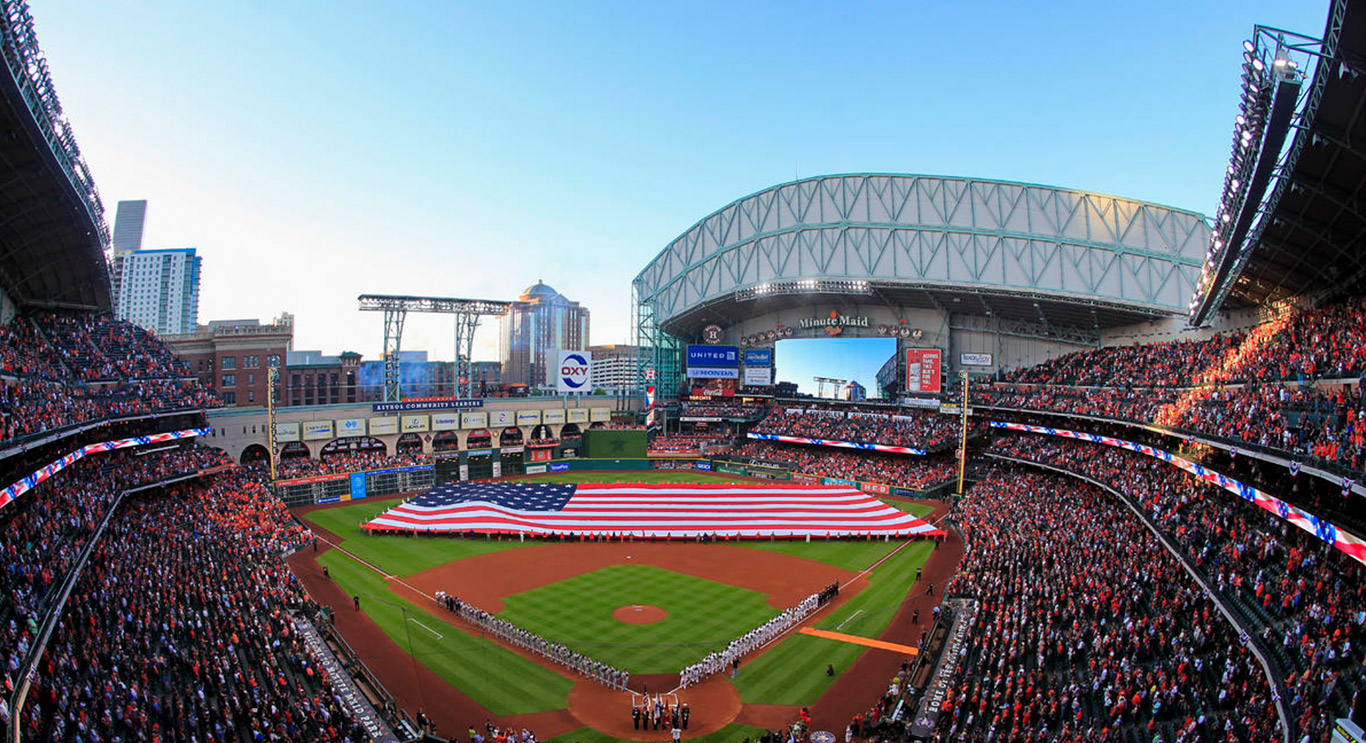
583;430;647;458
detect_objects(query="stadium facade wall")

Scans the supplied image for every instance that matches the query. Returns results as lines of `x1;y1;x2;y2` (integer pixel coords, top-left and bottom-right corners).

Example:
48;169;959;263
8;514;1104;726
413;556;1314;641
730;305;1095;378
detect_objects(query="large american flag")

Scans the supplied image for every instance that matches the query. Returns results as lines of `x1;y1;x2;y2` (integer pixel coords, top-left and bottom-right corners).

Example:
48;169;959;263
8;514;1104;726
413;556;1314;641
362;482;943;539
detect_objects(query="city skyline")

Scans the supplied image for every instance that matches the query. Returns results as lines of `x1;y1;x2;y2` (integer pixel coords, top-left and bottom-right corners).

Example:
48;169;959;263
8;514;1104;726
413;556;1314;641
35;0;1327;360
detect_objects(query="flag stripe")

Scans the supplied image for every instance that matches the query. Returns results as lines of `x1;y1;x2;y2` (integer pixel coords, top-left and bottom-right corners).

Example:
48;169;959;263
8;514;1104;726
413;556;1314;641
362;482;943;538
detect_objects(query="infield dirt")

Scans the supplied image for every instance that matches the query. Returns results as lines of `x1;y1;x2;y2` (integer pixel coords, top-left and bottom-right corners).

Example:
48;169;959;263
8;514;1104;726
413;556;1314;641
291;498;959;740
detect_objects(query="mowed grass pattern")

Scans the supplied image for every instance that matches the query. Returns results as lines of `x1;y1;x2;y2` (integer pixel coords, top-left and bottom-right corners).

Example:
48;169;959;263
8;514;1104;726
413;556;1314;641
733;540;934;705
316;550;572;714
304;496;528;575
499;564;779;674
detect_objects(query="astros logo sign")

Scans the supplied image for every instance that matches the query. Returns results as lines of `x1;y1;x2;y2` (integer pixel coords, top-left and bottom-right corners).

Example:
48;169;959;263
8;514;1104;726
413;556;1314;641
560;353;590;389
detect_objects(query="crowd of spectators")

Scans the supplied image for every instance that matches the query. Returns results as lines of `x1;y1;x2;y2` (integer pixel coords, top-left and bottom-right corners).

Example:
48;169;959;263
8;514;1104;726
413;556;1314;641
944;468;1282;741
752;406;958;450
273;450;431;480
962;300;1366;475
678;400;767;420
31;312;193;382
731;441;956;490
17;471;369;742
987;433;1365;739
1;444;233;721
0;311;220;445
647;433;732;453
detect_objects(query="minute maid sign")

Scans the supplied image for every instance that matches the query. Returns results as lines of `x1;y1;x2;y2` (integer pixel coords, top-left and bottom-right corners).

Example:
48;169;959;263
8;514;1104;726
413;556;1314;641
800;310;870;334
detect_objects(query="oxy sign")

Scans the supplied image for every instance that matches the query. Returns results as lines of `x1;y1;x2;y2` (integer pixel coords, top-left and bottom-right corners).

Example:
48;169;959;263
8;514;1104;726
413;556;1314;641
555;350;592;393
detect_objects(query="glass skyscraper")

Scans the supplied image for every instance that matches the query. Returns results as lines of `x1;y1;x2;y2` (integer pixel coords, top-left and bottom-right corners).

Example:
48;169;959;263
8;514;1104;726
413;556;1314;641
500;281;590;387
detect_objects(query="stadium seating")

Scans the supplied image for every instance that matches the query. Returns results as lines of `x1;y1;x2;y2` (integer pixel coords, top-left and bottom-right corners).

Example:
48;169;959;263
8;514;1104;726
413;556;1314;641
17;472;367;742
272;450;431;480
987;434;1364;739
647;433;731;453
752;405;959;450
0;312;220;445
731;441;956;489
942;468;1282;741
0;445;231;706
966;299;1366;476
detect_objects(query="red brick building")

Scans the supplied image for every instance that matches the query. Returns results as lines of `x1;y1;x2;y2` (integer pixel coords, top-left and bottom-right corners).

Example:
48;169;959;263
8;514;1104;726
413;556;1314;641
162;317;293;407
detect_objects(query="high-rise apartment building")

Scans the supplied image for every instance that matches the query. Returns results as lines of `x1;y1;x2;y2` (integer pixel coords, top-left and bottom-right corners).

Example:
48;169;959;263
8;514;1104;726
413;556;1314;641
111;199;147;252
115;248;202;336
587;344;637;392
108;199;202;336
500;281;590;387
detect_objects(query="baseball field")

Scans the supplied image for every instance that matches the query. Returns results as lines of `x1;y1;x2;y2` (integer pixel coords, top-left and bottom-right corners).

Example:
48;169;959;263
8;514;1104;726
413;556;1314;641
292;470;950;742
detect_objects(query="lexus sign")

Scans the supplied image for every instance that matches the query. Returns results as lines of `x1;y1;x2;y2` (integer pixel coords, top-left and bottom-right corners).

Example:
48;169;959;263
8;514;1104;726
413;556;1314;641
555;350;593;393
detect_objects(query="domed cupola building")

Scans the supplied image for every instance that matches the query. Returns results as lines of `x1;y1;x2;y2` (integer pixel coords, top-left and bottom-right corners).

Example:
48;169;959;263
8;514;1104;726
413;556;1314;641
500;280;591;387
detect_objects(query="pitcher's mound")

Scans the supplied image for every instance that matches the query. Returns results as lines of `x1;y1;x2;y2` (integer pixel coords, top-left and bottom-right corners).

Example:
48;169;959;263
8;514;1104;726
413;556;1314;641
613;604;666;624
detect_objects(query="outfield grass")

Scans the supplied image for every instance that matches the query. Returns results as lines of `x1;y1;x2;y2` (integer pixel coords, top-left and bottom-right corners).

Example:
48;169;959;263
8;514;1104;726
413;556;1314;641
317;549;573;715
499;564;779;674
547;724;769;743
304;497;529;575
733;539;935;706
880;499;937;518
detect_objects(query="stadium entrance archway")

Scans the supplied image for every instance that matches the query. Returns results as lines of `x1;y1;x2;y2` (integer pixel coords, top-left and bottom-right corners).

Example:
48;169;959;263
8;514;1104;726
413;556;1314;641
320;436;386;459
432;430;460;453
466;428;495;479
279;441;311;461
560;423;582;458
467;428;492;449
499;427;525;476
395;433;424;456
240;444;269;466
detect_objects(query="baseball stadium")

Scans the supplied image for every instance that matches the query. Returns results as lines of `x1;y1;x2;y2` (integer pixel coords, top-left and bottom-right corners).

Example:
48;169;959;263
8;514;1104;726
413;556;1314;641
2;1;1366;743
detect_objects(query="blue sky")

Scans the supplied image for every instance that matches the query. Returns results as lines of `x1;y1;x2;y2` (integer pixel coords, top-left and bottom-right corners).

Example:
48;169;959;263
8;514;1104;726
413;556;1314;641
35;0;1328;361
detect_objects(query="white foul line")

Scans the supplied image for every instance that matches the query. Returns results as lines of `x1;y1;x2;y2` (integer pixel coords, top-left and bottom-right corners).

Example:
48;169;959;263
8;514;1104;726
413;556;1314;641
408;617;444;639
835;609;864;630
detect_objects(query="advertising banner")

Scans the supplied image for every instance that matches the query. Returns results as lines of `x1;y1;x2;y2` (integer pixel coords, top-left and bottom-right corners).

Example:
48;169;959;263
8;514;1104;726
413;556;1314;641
687;367;740;379
490;410;514;427
566;408;589;423
542;408;566;424
461;411;488;429
549;462;571;472
687;345;739;367
526;464;548;475
335;418;367;437
431;413;460;431
743;348;773;366
516;410;542;426
695;460;713;471
861;482;891;495
302;421;334;441
554;350;593;393
349;472;368;500
590;407;611;422
792;472;819;484
906;348;943;393
743;367;773;386
401;414;429;433
368;417;399;436
372;398;483;413
959;352;994;367
820;477;861;488
275;422;301;443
